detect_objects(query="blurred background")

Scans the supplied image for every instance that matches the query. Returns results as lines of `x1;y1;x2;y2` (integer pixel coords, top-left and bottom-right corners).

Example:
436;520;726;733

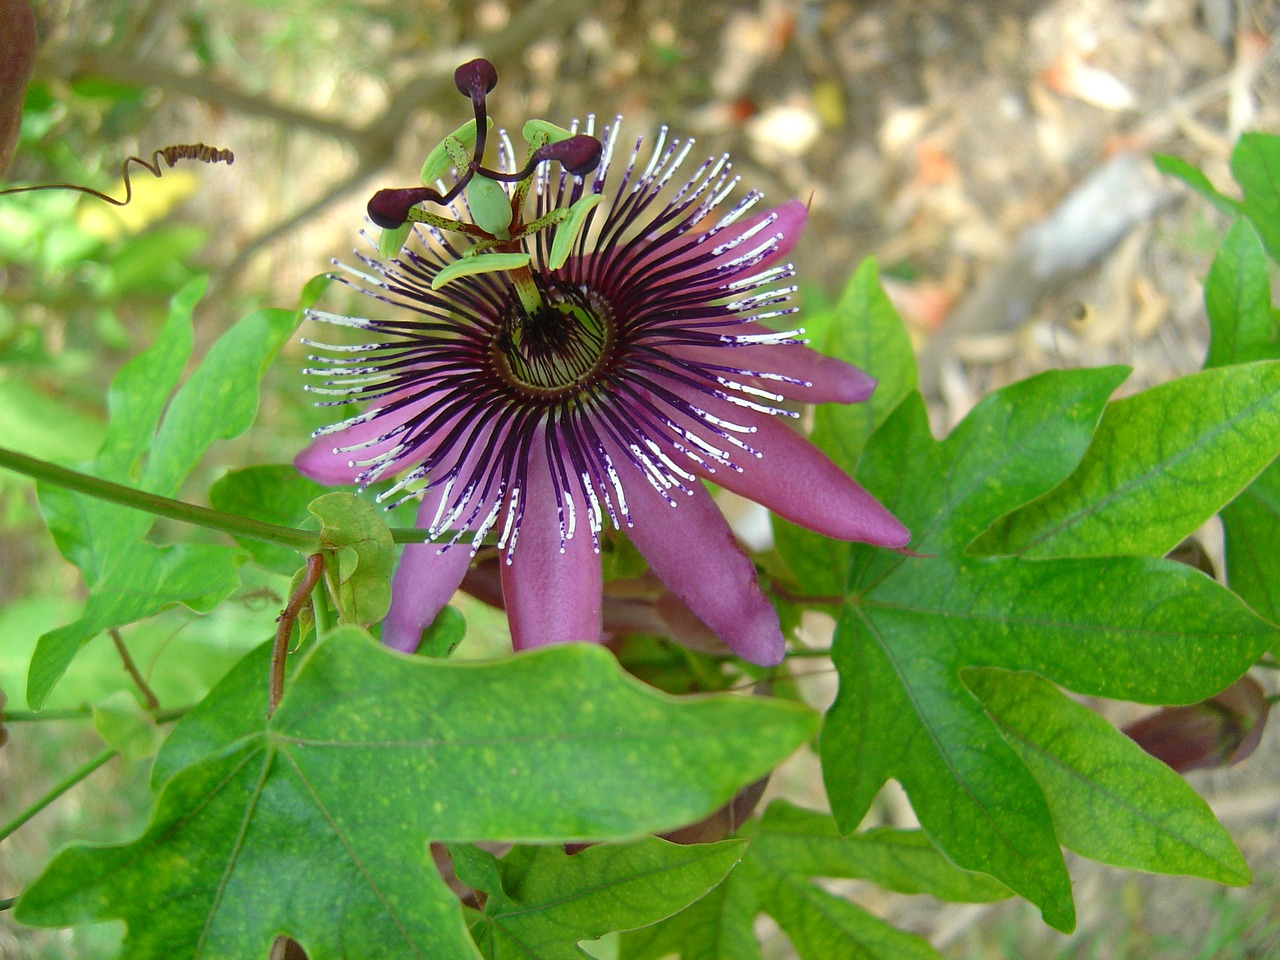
1;0;1278;956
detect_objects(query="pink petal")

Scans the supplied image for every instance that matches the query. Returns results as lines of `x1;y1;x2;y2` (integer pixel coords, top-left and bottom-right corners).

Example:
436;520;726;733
678;393;910;548
672;332;877;405
294;389;438;485
381;493;475;653
622;458;786;666
633;200;808;289
500;442;603;650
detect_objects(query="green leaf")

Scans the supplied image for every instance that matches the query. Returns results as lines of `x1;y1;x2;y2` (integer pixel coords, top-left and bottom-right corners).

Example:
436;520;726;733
1152;154;1243;219
1231;132;1280;262
141;306;298;494
748;802;1010;903
471;839;746;960
773;259;917;595
968;669;1250;884
818;375;1278;932
745;865;940;960
1204;218;1277;367
29;298;299;707
309;492;395;627
619;871;760;960
1221;459;1280;634
209;464;326;575
18;629;814;958
972;362;1280;558
27;543;243;709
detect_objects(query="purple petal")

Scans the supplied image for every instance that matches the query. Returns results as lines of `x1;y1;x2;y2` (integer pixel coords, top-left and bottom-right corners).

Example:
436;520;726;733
381;495;476;652
500;443;603;650
624;470;786;665
673;330;877;405
684;394;910;547
294;390;438;485
632;200;808;289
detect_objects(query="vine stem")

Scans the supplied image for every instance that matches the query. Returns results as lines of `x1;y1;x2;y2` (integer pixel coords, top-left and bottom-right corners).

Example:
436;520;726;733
0;446;317;551
0;444;435;545
109;628;160;711
269;554;325;717
2;706;191;724
0;748;117;843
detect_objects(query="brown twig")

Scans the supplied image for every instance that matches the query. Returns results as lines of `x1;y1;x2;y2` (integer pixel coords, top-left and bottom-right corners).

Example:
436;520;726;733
270;553;325;717
108;627;160;712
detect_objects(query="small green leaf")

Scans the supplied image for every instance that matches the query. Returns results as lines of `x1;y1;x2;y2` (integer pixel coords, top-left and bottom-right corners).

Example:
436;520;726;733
968;670;1250;885
972;361;1280;558
448;844;506;899
91;690;165;761
548;192;604;270
418;604;466;658
1231;131;1280;262
308;492;395;627
1152;154;1243;219
466;175;513;237
1204;218;1277;367
432;252;530;291
1221;459;1280;638
472;840;746;960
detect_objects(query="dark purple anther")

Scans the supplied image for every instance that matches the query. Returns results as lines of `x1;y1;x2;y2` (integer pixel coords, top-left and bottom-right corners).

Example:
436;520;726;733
367;186;440;229
534;135;604;178
454;58;498;100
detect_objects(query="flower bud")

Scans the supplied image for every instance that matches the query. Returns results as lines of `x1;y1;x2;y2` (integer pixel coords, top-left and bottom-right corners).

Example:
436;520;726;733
1124;676;1269;773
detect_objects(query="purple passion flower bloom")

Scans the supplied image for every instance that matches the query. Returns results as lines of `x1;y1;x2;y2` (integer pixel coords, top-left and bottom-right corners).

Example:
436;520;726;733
295;60;908;666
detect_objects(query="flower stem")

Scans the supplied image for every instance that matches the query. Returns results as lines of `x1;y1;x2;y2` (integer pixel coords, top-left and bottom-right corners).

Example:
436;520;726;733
0;446;319;552
0;748;117;843
109;628;160;711
312;571;335;638
269;554;325;717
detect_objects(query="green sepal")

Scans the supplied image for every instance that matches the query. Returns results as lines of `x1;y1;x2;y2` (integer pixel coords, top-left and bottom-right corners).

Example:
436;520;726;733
548;193;605;270
432;252;531;291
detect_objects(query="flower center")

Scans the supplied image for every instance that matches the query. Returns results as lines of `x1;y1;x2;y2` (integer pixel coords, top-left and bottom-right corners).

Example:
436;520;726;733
494;284;614;395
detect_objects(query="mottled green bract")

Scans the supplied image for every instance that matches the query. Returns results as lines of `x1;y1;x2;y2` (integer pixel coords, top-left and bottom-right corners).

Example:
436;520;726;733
308;491;395;627
28;280;298;707
16;628;816;960
817;368;1278;932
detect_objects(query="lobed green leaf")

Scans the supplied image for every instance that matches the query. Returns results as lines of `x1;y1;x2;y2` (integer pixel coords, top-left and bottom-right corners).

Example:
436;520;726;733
972;361;1280;558
968;669;1250;884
